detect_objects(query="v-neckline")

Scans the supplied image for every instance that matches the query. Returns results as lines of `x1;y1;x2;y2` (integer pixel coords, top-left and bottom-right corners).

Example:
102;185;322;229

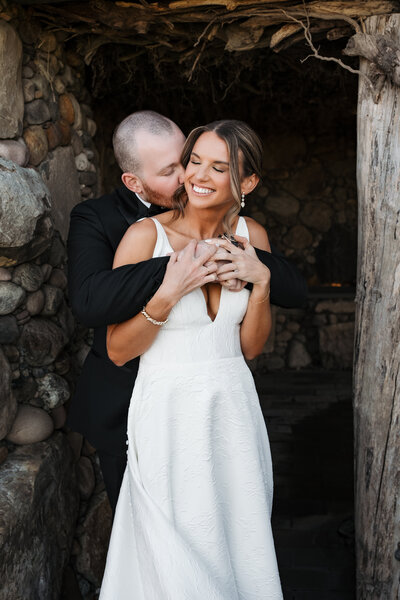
152;217;242;324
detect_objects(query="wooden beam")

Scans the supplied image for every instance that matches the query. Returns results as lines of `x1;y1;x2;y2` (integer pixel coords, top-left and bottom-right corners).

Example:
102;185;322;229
354;12;400;599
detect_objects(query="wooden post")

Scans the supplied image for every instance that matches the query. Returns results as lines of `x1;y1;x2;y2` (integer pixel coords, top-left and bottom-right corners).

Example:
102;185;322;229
354;13;400;599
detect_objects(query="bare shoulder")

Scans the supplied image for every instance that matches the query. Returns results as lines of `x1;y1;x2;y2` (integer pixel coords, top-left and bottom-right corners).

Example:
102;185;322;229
243;216;271;252
113;218;158;268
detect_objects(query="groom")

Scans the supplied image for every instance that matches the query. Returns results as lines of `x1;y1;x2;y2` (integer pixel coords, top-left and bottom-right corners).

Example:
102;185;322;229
67;110;307;512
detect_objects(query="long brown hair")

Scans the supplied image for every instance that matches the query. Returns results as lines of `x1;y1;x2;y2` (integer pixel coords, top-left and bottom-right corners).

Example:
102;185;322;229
173;120;263;234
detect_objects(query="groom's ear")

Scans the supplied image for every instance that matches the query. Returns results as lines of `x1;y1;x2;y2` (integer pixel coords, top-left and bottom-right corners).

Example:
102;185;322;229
122;172;144;195
241;173;259;196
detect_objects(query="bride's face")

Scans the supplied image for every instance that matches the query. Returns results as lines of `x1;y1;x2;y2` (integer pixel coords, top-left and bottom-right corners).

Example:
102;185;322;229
184;131;235;211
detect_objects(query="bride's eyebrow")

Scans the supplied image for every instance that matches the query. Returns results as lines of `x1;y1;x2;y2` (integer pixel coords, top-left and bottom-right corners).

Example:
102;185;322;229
190;152;229;166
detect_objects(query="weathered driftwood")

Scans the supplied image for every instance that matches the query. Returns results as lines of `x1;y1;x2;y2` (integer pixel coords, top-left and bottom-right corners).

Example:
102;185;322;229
353;13;400;600
29;0;399;65
344;32;400;86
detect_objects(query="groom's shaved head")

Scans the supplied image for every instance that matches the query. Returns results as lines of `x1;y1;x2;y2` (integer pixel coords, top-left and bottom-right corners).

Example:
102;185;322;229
113;111;180;175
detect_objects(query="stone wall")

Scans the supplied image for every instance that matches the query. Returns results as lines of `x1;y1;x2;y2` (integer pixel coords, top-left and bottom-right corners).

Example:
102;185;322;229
0;7;109;599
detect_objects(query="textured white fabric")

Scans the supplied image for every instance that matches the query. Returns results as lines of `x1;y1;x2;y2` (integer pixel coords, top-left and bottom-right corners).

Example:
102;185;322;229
99;217;283;599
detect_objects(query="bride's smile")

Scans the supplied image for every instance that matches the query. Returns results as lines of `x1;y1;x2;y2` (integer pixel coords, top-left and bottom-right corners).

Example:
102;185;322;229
184;131;234;211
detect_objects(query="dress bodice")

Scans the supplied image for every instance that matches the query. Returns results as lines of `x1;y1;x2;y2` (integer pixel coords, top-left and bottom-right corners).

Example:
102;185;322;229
140;217;250;367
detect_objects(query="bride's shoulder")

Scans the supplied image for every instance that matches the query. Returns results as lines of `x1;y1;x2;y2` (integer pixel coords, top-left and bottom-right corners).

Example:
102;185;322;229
113;218;158;267
242;216;271;252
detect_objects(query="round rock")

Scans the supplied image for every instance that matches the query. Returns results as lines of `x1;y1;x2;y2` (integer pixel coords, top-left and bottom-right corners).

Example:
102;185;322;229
41;284;63;316
0;282;25;315
26;289;45;315
23;125;48;166
0;139;29;167
48;268;67;290
6;404;54;444
0;159;53;266
0;348;18;440
19;317;66;366
25;98;51;126
0;315;19;343
36;372;70;410
12;263;44;291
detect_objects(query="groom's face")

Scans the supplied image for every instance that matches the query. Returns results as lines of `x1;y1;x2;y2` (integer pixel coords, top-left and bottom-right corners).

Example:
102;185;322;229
136;129;185;207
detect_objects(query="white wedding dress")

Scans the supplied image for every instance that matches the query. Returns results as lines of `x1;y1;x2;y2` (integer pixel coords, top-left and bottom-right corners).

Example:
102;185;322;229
99;216;283;599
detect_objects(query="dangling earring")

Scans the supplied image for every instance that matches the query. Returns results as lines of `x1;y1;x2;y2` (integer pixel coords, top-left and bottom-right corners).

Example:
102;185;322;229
241;192;245;208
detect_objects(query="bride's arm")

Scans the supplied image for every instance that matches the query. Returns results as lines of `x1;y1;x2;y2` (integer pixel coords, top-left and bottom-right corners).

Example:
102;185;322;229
239;220;272;360
107;220;217;366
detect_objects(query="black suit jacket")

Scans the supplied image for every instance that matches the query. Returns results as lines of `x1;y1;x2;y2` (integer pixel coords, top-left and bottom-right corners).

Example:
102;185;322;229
66;186;307;455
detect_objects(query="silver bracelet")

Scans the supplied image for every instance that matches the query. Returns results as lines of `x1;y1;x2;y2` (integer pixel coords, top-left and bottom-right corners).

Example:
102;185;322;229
141;307;168;326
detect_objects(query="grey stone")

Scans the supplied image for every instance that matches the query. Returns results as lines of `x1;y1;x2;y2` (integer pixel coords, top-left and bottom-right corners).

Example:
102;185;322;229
0;348;17;441
12;263;43;291
36;373;70;410
0;268;11;281
23;77;35;102
40;263;52;281
25;98;51;125
77;456;95;500
86;118;97;137
71;130;84;156
300;200;333;232
75;491;112;586
39;147;81;241
288;339;312;369
0;316;19;343
22;65;34;78
48;267;67;290
0;22;24;138
41;283;63;316
0;139;29;167
30;73;50;101
54;77;65;94
6;404;54;444
0;433;79;599
315;300;356;314
0;160;53;267
284;224;313;250
47;236;67;267
0;282;25;315
319;322;355;369
266;193;300;224
26;289;45;315
78;171;97;186
75;152;89;171
19;317;67;366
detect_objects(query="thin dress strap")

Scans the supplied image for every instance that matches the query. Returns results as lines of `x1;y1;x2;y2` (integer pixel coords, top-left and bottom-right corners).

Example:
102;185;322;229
150;217;174;257
235;216;250;241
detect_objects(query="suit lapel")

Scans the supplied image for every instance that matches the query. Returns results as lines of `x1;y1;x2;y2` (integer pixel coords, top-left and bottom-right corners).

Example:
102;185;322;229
115;186;148;226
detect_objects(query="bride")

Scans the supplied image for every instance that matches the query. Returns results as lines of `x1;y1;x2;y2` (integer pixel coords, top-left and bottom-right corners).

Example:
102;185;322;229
100;120;283;599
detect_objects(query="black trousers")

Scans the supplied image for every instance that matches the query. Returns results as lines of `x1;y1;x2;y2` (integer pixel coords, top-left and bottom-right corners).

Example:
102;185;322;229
97;450;127;514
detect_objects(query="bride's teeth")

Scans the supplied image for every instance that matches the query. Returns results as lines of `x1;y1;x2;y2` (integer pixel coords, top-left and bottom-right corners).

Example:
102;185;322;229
193;185;213;194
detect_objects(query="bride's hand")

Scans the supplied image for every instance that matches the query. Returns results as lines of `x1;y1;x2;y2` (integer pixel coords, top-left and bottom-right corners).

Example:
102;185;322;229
206;235;271;289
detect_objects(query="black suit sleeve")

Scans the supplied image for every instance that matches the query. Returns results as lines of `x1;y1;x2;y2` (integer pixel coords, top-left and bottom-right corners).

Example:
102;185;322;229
67;202;169;328
254;245;308;308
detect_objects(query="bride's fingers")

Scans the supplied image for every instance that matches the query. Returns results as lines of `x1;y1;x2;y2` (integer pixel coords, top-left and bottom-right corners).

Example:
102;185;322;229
216;261;237;275
217;270;239;282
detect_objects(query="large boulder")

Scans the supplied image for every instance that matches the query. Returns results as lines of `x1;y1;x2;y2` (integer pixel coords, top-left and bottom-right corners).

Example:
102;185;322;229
0;160;53;267
39;147;81;241
0;22;24;139
0;433;80;600
18;317;67;366
6;405;54;445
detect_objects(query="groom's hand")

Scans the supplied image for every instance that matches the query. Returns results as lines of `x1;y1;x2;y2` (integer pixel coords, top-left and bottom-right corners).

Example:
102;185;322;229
159;240;218;305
